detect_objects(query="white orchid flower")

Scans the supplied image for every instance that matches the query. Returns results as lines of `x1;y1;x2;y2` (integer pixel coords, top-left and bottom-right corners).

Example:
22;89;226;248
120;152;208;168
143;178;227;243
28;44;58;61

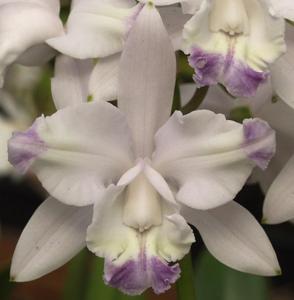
9;5;279;295
46;0;190;102
181;0;294;98
0;0;63;86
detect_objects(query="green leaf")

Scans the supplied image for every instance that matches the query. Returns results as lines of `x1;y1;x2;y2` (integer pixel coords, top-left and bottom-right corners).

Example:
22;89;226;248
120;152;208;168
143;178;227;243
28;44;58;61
229;106;252;123
62;250;89;300
172;80;181;114
0;267;14;300
33;67;56;117
177;52;195;82
195;251;268;300
176;254;196;300
84;256;117;300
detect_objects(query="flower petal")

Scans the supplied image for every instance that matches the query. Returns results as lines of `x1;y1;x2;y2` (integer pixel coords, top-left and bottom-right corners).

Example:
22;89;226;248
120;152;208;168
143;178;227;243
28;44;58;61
182;0;285;97
254;99;294;191
16;44;56;66
0;2;63;83
87;185;193;295
271;23;294;109
11;197;92;282
198;82;273;115
88;54;120;102
158;6;191;50
8;102;134;206
181;0;203;14
144;162;178;207
183;201;281;276
263;155;294;224
47;0;139;59
118;4;176;157
51;55;93;109
267;0;294;21
153;110;275;209
0;0;60;14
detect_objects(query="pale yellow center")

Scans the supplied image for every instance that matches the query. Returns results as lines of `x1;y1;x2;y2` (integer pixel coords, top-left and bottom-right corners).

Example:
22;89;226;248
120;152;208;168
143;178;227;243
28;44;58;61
123;174;162;232
209;0;250;36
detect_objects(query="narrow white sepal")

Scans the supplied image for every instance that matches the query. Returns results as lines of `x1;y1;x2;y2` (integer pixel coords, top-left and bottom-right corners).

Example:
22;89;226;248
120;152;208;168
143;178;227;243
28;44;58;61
183;201;281;276
263;155;294;224
11;197;92;282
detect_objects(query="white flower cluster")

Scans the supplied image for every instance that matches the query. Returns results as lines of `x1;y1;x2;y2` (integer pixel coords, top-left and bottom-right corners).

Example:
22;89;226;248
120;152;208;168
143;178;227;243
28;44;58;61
1;0;294;295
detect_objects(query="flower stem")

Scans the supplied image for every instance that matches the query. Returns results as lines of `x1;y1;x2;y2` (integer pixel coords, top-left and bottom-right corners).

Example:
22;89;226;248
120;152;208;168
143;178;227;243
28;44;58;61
171;79;182;114
176;253;196;300
181;86;209;115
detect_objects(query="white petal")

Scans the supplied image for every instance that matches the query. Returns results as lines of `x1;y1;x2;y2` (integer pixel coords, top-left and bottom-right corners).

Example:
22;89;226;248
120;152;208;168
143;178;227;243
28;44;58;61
8;102;134;206
0;0;60;14
153;110;275;209
11;197;92;282
198;83;273;116
88;54;120;102
149;213;195;262
181;0;203;14
263;155;294;224
144;163;178;207
86;185;136;261
145;0;181;5
183;201;281;276
117;159;144;186
179;83;196;107
0;2;63;82
118;5;176;157
271;24;294;109
16;44;57;66
47;1;139;59
71;0;136;9
51;55;93;109
253;99;294;191
159;6;191;51
267;0;294;21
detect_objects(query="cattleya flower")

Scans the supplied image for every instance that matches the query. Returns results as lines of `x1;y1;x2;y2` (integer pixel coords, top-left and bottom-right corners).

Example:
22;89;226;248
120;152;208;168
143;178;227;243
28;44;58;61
0;0;63;85
181;0;294;98
46;0;190;102
9;5;280;295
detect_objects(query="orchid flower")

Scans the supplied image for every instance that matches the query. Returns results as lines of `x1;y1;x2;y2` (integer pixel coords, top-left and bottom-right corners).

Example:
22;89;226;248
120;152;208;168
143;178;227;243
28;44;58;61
181;0;294;98
9;5;280;295
46;0;190;102
0;0;63;86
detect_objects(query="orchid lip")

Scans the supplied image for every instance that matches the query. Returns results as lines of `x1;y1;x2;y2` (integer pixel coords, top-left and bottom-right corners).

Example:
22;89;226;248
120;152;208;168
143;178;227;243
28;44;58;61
189;47;269;97
104;247;181;295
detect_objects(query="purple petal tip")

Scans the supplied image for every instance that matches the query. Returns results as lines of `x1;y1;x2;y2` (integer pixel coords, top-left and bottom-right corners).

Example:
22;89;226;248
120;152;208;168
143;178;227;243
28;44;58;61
243;118;276;170
104;255;180;295
8;123;46;173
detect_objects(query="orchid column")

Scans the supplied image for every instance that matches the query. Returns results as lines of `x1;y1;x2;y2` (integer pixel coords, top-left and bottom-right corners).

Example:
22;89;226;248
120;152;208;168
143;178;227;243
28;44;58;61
9;2;280;296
